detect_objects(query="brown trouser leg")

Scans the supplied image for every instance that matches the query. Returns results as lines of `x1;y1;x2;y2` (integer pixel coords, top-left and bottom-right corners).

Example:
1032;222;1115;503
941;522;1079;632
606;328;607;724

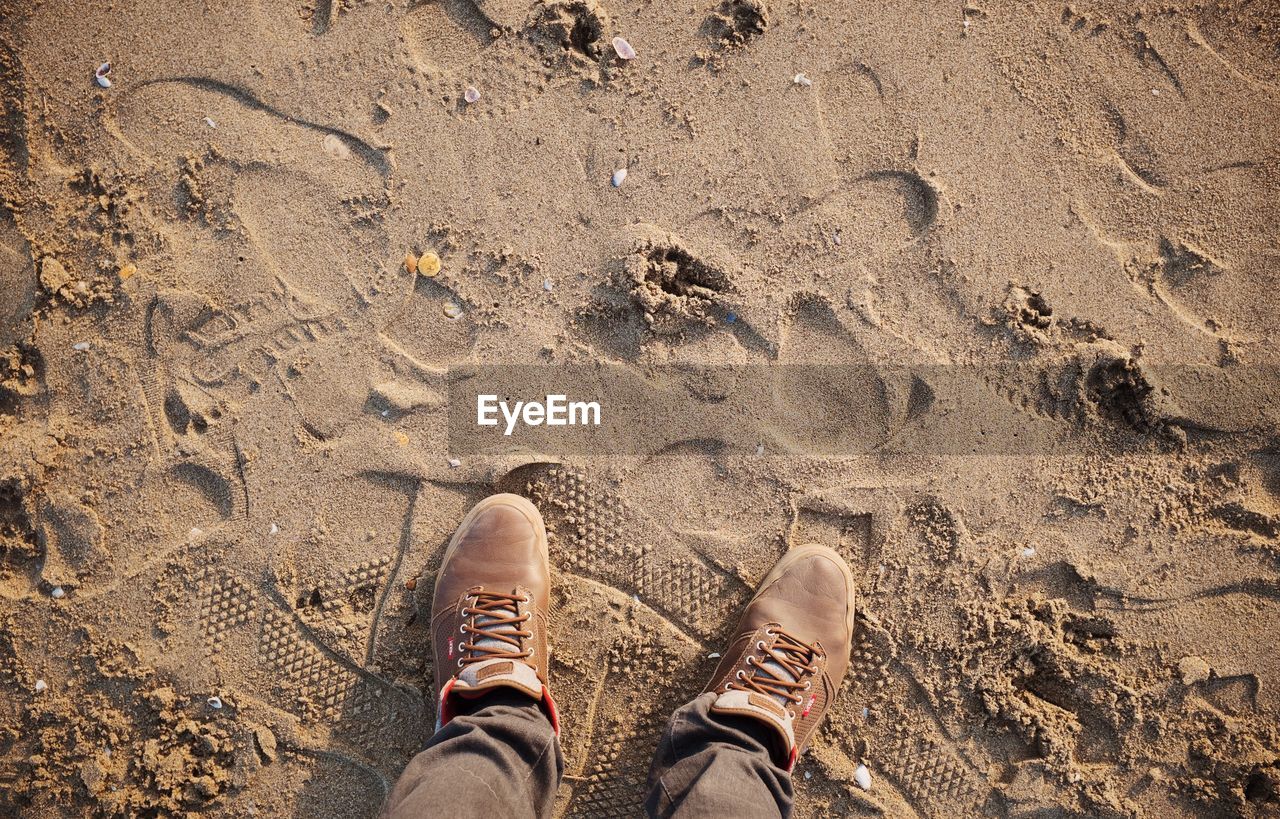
381;691;790;818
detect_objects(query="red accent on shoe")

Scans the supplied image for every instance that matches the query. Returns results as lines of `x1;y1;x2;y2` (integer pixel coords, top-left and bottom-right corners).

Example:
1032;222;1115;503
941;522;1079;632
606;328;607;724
437;677;458;729
786;745;798;772
541;685;560;737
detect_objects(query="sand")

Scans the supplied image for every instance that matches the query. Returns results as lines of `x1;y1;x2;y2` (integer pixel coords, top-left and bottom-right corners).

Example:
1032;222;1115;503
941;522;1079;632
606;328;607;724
1;0;1279;815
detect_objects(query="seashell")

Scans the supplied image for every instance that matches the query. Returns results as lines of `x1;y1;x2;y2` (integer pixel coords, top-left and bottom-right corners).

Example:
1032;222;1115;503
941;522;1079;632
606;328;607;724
612;36;637;60
447;457;462;468
1021;546;1036;558
207;696;223;709
417;251;441;277
203;117;216;128
543;278;553;291
72;342;90;351
854;764;871;791
793;73;812;87
443;301;463;319
404;252;418;275
323;133;352;160
96;75;112;89
95;62;112;88
611;168;627;187
464;86;481;104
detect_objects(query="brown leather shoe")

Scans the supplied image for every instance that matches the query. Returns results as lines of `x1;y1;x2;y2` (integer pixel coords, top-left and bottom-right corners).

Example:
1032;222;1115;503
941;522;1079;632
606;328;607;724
431;493;557;733
704;544;855;769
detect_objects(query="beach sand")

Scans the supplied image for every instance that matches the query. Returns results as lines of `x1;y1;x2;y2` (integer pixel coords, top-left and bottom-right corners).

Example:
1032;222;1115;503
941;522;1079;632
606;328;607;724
1;0;1278;815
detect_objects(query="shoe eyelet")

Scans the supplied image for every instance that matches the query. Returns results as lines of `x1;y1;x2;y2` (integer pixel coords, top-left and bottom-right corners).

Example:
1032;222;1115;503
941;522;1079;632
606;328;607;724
528;648;535;658
459;624;467;633
456;659;464;668
756;640;766;651
764;628;776;637
735;670;745;680
724;682;732;691
804;681;812;690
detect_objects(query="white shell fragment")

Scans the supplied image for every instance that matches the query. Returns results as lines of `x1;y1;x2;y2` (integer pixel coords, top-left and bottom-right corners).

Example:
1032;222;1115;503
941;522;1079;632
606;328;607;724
612;36;636;60
207;696;223;709
95;62;112;88
793;72;812;87
707;652;721;659
51;586;66;599
35;679;48;693
72;342;91;351
1021;546;1037;558
854;763;872;791
269;523;279;535
611;168;627;187
543;278;554;291
447;457;462;468
203;117;217;128
755;443;765;456
464;86;481;104
443;301;463;319
323;133;352;160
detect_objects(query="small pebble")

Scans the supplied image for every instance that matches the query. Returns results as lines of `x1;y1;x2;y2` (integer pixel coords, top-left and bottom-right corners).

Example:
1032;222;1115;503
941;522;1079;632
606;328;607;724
464;86;481;104
1151;88;1161;96
72;342;91;351
417;251;441;277
404;252;418;275
793;73;812;87
755;443;765;456
612;36;637;60
804;771;812;780
1020;546;1036;558
51;586;66;599
854;763;872;791
203;117;217;128
611;168;627;187
861;706;870;719
543;278;553;291
269;523;279;535
118;263;137;280
35;679;47;693
1178;655;1211;685
207;696;223;709
443;301;463;319
447;457;462;468
189;527;204;540
405;577;417;591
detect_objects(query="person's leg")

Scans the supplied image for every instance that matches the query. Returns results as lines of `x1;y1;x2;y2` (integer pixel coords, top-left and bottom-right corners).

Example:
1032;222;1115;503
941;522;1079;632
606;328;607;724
381;494;563;819
646;544;857;819
381;690;562;818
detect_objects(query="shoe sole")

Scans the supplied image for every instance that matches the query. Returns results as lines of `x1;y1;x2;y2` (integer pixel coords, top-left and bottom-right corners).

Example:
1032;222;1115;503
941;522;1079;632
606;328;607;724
434;493;550;601
754;543;857;635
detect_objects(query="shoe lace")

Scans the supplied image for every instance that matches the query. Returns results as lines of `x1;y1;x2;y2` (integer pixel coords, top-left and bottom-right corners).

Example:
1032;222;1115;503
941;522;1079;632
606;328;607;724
727;628;819;706
460;591;533;665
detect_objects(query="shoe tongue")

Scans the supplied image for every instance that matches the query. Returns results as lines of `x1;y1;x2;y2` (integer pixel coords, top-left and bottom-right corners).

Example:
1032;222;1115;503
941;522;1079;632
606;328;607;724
470;593;521;655
756;654;799;708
